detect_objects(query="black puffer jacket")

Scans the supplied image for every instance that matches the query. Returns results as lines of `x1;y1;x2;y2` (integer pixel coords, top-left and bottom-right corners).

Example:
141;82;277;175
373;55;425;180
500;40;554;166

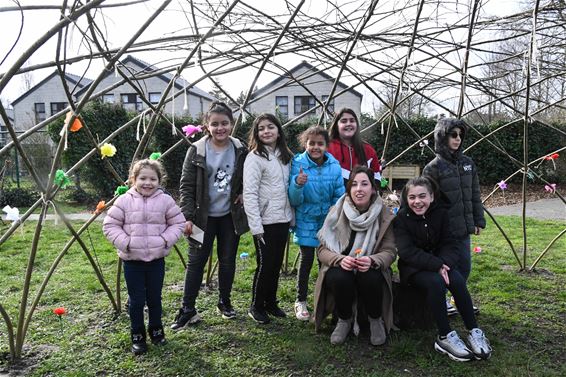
179;135;249;236
423;118;485;238
393;201;460;284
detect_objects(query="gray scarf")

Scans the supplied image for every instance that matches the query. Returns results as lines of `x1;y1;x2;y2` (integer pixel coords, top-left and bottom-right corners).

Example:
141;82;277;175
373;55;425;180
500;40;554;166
318;194;382;257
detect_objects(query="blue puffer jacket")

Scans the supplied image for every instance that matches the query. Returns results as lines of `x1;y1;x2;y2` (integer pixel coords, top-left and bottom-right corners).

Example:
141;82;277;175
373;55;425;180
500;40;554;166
289;151;345;247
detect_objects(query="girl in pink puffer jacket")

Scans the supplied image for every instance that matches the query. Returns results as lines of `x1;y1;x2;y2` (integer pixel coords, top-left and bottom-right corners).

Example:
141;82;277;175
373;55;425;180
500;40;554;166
103;159;185;355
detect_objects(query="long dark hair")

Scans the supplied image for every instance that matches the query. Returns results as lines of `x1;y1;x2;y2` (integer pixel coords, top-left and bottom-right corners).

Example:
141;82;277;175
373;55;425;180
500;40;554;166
248;113;293;164
328;108;367;164
346;165;378;205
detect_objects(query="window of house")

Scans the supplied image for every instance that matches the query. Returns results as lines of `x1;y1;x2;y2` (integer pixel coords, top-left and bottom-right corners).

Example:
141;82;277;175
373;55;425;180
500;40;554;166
50;102;67;116
149;92;161;104
321;95;335;114
294;96;315;115
275;96;288;118
0;124;6;146
120;93;143;112
34;103;46;123
102;94;115;103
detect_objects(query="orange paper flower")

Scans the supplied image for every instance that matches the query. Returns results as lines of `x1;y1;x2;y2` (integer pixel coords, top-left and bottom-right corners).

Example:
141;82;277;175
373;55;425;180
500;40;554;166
69;118;83;132
65;111;83;132
95;201;106;214
354;248;363;256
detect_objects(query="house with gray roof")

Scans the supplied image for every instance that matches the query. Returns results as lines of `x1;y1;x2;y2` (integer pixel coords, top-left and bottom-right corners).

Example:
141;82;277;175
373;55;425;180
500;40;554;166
11;72;92;132
11;55;214;133
248;61;362;120
74;55;214;119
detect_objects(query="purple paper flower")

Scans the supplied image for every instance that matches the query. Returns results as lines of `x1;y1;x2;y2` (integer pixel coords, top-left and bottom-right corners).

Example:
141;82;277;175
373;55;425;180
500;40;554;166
497;180;507;191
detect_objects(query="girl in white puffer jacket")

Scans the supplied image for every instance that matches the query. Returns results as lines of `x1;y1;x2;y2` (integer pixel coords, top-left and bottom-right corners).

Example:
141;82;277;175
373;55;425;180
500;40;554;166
243;113;294;324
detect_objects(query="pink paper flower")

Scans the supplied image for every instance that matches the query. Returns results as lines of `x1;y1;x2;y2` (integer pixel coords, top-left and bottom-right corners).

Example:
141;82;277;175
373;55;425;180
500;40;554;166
497;180;507;191
544;183;556;193
473;246;482;253
182;124;203;138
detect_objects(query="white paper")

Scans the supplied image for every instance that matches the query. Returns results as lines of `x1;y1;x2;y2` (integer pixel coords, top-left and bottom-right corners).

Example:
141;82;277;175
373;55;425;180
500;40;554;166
190;224;204;243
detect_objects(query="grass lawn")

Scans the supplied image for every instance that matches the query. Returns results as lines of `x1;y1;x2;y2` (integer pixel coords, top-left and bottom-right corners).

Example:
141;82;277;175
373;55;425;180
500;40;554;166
0;216;564;376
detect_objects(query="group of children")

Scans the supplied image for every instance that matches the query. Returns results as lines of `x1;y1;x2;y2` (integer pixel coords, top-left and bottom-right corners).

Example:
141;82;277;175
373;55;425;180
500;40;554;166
103;103;492;362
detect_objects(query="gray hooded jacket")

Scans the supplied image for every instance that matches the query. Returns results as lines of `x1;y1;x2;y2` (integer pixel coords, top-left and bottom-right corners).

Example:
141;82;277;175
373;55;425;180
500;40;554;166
422;118;485;238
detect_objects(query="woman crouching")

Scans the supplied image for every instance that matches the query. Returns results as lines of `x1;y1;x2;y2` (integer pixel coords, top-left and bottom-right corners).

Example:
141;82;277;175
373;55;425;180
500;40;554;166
313;165;396;345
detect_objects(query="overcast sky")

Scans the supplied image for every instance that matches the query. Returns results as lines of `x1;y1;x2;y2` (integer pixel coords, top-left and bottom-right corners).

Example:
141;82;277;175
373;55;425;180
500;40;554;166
0;0;523;112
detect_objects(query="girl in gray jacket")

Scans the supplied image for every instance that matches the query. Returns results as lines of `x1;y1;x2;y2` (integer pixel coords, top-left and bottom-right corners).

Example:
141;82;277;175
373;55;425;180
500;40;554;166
244;113;294;324
172;101;248;331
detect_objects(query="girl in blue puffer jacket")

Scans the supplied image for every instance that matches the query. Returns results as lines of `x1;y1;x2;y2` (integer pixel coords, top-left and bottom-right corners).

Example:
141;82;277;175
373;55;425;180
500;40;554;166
289;126;345;321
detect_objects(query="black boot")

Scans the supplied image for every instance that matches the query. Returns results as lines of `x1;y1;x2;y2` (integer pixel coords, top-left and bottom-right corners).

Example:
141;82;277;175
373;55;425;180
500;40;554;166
131;328;147;355
148;325;167;346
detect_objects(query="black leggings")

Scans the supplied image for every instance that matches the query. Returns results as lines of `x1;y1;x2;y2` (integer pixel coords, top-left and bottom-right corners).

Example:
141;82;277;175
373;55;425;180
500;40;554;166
324;267;384;320
251;222;290;310
410;269;478;336
296;246;315;302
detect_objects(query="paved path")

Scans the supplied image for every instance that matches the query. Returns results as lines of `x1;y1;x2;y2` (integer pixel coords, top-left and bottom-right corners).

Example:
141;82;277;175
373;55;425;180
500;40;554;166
3;199;565;223
487;198;566;222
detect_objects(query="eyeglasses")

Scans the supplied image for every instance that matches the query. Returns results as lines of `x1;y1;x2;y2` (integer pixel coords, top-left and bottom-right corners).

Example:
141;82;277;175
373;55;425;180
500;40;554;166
449;131;462;139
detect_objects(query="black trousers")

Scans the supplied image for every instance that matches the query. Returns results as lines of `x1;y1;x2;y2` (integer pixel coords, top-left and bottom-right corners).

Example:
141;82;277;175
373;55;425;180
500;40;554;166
410;269;477;336
182;214;240;310
251;222;290;310
324;267;385;320
296;246;315;302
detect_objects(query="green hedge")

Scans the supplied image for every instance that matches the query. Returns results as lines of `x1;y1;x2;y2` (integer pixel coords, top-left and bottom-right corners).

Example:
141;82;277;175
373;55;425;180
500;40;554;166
47;101;136;199
363;116;565;185
49;105;565;200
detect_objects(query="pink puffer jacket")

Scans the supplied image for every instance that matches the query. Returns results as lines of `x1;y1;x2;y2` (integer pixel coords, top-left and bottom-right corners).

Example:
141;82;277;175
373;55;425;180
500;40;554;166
103;187;186;262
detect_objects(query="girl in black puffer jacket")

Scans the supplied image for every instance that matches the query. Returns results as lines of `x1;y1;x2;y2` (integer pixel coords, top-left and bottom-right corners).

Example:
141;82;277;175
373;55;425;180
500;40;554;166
394;177;492;362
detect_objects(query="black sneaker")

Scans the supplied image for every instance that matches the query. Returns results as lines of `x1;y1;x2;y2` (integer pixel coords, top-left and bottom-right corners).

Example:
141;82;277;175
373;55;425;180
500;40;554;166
148;326;167;346
248;307;270;324
131;331;147;355
217;299;237;319
170;307;201;332
265;303;286;318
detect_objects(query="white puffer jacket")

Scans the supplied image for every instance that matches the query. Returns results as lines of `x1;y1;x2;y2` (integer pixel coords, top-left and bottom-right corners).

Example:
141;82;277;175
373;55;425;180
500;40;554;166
243;147;293;235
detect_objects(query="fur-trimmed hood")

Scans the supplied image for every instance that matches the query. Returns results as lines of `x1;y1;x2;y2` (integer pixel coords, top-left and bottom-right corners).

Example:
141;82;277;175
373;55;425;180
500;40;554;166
433;118;468;161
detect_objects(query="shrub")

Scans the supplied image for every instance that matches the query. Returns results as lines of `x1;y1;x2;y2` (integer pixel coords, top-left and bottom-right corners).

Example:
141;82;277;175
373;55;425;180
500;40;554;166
1;187;41;208
47;101;136;199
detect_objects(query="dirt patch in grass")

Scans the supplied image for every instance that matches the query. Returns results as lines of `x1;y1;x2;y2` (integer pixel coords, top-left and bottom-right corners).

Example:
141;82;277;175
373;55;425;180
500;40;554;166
0;345;59;377
482;183;553;207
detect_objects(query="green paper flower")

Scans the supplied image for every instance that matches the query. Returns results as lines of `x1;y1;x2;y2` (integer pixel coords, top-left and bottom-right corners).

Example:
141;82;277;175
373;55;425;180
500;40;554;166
380;177;389;188
149;152;161;160
54;170;71;189
115;185;129;196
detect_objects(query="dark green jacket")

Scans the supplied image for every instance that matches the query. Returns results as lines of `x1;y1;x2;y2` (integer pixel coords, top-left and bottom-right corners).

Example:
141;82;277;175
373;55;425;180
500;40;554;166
179;135;249;236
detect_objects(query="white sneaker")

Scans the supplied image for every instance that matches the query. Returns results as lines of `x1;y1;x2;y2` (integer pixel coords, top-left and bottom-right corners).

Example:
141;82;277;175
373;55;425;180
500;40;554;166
294;301;309;321
434;330;474;362
447;297;458;316
467;328;492;360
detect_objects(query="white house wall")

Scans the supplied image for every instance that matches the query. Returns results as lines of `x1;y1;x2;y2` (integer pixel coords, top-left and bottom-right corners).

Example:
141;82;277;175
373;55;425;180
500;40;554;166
13;76;74;132
89;63;211;120
249;69;361;118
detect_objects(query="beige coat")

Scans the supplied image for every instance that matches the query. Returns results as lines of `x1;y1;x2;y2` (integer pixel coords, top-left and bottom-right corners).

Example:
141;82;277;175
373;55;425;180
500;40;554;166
243;147;293;235
313;205;397;332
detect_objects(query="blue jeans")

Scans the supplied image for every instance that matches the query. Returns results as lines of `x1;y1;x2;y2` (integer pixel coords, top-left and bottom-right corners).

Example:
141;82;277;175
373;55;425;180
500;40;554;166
182;214;240;309
123;258;165;332
456;236;471;281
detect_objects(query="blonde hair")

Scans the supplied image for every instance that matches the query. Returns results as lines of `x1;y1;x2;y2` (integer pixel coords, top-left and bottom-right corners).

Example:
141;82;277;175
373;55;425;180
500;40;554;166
128;159;167;186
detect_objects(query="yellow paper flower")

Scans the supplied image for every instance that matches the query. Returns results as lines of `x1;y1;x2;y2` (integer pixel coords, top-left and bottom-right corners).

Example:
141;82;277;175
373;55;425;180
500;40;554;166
100;143;117;159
